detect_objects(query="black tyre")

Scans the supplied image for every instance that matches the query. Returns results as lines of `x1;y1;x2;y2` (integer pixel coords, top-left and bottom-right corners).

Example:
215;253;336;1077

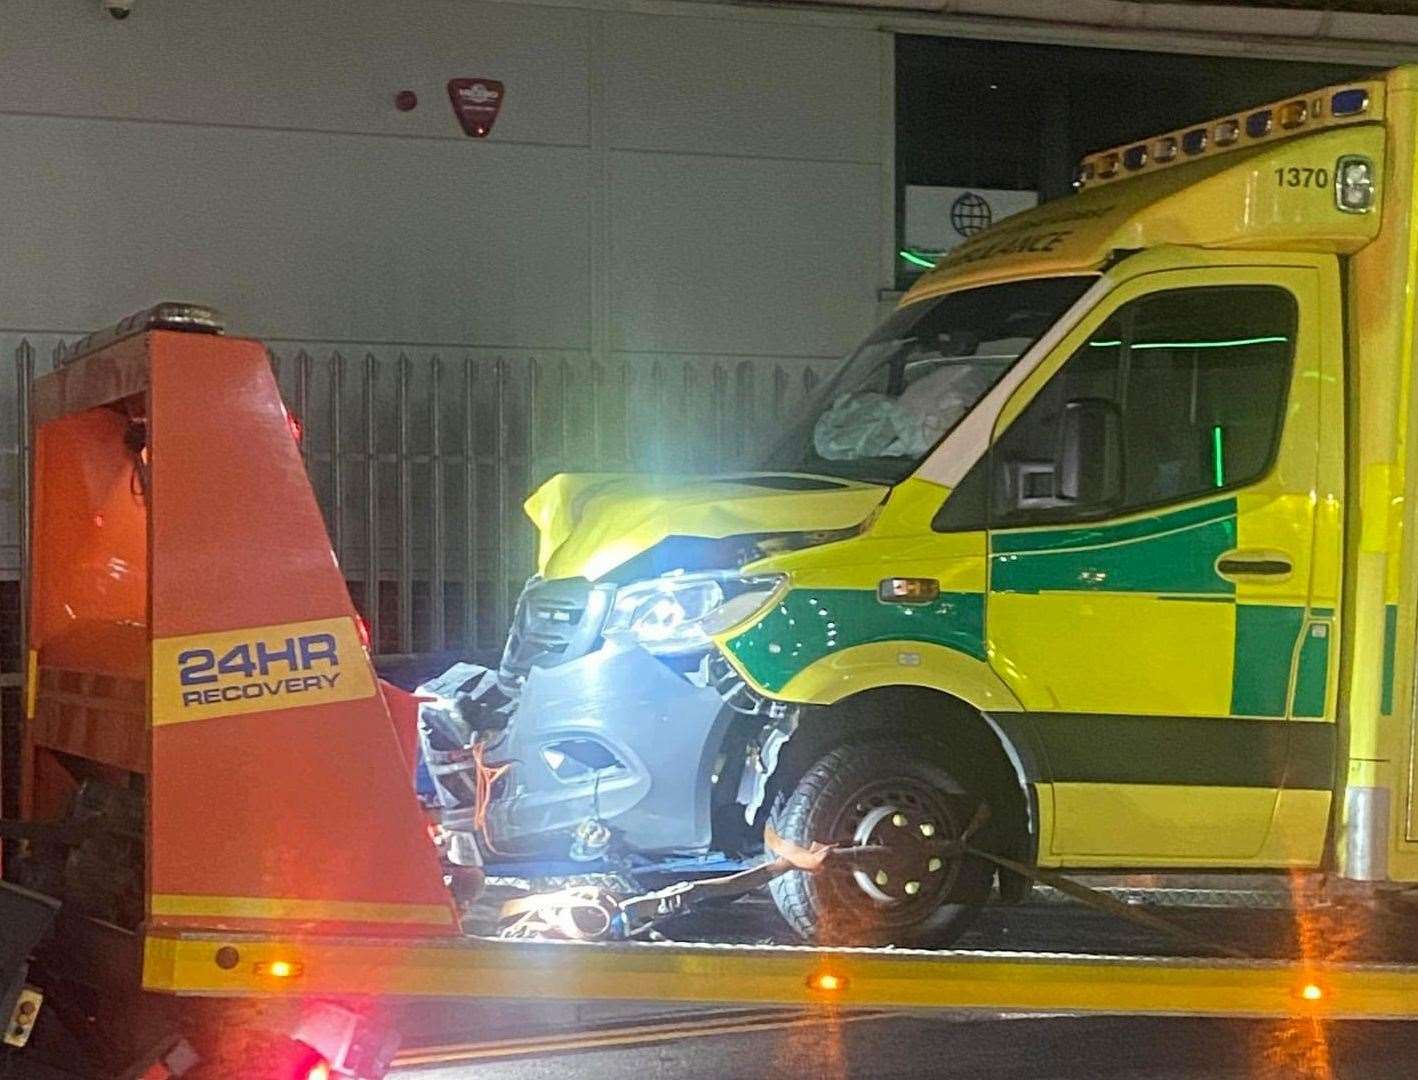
769;741;994;947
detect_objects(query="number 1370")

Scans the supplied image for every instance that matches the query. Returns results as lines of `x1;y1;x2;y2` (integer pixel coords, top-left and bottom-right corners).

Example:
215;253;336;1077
1275;167;1329;188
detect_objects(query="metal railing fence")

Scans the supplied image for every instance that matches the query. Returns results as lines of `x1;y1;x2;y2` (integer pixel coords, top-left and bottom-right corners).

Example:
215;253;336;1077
4;338;835;662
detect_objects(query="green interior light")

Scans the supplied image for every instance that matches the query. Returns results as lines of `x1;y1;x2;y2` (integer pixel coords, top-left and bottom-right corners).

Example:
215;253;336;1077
1089;335;1287;350
1212;425;1226;488
898;249;939;270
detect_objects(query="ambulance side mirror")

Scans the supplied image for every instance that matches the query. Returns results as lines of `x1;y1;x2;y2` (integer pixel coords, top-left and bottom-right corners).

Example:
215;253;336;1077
1057;398;1122;507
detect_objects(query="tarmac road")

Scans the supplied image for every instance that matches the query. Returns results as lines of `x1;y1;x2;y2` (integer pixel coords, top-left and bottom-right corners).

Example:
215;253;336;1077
390;1006;1418;1079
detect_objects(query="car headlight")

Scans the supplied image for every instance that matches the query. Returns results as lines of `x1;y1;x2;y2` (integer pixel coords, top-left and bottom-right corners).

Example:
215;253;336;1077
603;573;783;656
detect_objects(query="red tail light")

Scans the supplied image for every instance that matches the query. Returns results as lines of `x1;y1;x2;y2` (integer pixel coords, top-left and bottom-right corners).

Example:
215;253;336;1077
280;402;304;444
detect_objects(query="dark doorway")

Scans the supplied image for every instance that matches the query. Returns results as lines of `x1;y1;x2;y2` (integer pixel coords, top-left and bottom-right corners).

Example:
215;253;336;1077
896;35;1373;287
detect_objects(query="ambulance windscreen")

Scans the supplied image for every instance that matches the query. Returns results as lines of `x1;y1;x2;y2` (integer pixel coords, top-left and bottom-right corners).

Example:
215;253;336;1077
765;276;1094;484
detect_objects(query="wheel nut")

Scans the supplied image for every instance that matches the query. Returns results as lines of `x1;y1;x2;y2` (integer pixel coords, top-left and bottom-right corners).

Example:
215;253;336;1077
928;857;943;872
891;813;908;828
919;822;936;837
874;870;889;886
904;880;921;896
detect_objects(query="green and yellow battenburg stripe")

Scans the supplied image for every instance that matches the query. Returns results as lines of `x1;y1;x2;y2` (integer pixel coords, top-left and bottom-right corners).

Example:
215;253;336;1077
725;495;1331;722
727;589;984;694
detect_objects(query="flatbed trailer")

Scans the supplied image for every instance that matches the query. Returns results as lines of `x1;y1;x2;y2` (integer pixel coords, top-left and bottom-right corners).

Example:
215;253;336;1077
4;307;1418;1079
142;930;1418;1019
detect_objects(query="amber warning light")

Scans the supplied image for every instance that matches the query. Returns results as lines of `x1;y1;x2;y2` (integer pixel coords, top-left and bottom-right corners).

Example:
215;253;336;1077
255;959;304;979
807;971;849;993
448;78;504;137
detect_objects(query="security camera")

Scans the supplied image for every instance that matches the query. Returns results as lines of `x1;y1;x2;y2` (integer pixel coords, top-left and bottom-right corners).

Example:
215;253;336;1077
101;0;132;19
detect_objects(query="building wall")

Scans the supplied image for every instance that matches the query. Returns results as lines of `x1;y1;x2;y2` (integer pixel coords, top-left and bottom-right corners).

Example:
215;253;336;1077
0;1;895;628
0;1;891;346
0;0;1394;658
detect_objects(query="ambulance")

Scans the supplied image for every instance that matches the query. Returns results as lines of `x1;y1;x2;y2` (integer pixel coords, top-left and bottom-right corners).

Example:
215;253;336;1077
474;67;1418;947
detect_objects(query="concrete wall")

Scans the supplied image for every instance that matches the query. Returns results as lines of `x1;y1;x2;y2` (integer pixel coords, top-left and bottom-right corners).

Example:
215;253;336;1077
0;0;894;632
0;2;890;350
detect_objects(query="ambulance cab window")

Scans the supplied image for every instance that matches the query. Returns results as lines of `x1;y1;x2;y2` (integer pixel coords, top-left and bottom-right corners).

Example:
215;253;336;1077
962;285;1296;529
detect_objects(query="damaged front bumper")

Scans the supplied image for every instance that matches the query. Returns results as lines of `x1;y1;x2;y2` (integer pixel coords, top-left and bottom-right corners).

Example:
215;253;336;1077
487;640;731;855
422;640;733;860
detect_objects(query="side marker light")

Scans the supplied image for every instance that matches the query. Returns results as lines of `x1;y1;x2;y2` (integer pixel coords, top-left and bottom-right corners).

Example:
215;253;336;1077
1299;982;1324;1002
1335;155;1375;213
808;972;848;993
879;578;941;604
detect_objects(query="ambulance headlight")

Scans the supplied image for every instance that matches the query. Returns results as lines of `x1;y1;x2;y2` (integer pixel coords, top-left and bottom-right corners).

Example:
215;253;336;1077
1336;155;1375;213
604;573;783;656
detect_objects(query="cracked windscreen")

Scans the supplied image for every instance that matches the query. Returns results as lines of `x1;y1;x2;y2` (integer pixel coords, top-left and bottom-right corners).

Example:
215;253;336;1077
764;275;1096;484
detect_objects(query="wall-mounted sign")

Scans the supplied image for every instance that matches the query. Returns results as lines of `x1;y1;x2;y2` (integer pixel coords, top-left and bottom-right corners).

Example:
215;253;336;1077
904;185;1038;254
447;78;504;138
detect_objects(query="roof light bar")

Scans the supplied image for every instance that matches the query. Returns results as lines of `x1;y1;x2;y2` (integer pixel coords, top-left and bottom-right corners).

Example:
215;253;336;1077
1076;79;1381;190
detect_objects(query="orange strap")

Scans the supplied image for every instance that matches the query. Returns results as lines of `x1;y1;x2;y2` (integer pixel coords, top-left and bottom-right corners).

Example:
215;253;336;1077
470;741;512;856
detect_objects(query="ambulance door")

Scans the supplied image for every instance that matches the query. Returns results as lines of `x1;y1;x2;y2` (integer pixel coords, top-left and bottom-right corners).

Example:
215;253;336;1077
980;262;1334;864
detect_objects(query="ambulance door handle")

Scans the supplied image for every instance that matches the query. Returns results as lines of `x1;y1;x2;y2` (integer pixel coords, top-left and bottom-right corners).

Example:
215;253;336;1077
1215;550;1293;579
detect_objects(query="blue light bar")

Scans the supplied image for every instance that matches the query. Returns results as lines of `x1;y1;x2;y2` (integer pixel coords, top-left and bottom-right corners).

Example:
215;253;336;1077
1331;88;1370;117
1246;110;1272;138
1074;78;1378;191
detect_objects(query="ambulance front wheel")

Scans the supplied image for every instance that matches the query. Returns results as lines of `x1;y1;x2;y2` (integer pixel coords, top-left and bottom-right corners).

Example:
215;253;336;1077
768;741;993;947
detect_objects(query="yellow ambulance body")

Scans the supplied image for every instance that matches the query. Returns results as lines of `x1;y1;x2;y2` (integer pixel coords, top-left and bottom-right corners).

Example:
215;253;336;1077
518;67;1418;943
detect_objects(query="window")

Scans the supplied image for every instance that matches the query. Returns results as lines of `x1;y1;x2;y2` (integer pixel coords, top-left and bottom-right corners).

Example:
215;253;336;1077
936;285;1296;531
762;276;1094;485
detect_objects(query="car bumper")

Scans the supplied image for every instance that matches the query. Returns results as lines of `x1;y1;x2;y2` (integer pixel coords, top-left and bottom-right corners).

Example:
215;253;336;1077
482;640;729;857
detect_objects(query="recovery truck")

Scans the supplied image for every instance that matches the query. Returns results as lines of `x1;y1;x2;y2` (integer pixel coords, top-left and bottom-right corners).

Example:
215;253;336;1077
9;68;1418;1080
442;64;1418;948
